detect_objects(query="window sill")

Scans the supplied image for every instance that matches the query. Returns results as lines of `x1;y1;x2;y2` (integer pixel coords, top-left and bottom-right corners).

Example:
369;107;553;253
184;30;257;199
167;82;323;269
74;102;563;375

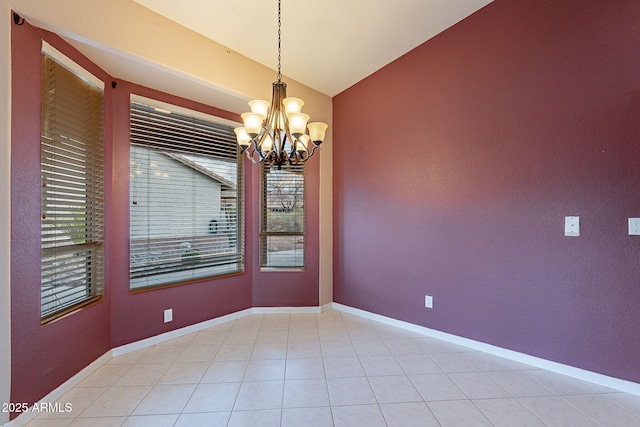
259;267;306;273
41;295;104;326
129;268;245;293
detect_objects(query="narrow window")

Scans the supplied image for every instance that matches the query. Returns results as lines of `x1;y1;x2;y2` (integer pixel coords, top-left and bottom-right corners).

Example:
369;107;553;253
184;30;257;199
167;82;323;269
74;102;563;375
260;164;305;269
129;98;243;289
40;45;105;322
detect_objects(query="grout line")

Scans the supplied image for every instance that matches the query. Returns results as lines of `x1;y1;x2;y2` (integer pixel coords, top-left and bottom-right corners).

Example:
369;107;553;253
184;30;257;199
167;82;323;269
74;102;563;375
13;309;640;427
332;303;640;397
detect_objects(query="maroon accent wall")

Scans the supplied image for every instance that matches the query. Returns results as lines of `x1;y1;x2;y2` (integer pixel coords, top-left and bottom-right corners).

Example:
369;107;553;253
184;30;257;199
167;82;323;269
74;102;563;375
251;144;321;307
333;0;640;383
10;19;321;413
109;82;254;347
10;23;113;411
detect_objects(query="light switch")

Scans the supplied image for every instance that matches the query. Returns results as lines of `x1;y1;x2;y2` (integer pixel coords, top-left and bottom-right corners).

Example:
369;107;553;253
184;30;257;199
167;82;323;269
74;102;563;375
425;295;433;309
564;216;580;237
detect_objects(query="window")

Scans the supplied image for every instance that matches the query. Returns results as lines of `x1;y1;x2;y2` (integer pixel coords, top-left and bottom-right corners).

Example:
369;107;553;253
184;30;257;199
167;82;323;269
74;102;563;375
40;46;105;321
260;164;305;269
129;99;243;289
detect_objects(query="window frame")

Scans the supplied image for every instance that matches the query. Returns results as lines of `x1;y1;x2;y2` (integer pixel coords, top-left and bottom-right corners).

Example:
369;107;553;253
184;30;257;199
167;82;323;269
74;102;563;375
259;163;306;270
40;43;105;323
128;96;244;290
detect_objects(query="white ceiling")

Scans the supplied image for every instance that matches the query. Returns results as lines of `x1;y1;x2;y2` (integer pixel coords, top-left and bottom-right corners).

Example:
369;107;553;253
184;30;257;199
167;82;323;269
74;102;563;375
131;0;493;97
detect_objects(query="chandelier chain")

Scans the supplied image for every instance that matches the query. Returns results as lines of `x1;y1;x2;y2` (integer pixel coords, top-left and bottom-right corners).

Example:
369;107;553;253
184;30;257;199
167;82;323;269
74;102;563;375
277;0;282;81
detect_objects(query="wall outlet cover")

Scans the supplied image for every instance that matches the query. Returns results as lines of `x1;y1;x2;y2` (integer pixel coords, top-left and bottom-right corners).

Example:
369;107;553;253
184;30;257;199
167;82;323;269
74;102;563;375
564;216;580;237
629;218;640;235
164;308;173;323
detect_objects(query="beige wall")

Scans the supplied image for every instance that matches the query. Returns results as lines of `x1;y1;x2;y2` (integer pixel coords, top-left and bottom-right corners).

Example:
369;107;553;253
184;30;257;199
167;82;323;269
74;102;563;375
1;2;11;424
11;0;332;118
319;118;333;306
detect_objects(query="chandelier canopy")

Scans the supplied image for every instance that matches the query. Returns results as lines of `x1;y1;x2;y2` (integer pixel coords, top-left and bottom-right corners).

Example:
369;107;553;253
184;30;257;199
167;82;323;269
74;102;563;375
234;0;328;168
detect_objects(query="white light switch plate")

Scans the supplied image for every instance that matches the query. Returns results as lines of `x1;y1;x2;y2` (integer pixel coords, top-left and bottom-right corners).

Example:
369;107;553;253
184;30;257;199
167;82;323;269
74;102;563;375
629;218;640;235
424;295;433;309
164;309;173;323
564;216;580;237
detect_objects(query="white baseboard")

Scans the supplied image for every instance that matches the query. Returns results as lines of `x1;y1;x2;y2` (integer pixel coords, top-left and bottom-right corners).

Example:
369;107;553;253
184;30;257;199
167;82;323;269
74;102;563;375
252;304;334;315
113;307;329;357
320;303;333;313
253;304;333;314
332;302;640;396
252;306;322;314
112;308;253;357
5;352;112;427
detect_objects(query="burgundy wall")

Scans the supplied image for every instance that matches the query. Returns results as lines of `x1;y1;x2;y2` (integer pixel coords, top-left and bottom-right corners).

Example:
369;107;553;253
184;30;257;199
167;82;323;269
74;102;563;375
251;143;321;307
11;23;113;410
109;82;254;347
333;0;640;383
10;18;321;412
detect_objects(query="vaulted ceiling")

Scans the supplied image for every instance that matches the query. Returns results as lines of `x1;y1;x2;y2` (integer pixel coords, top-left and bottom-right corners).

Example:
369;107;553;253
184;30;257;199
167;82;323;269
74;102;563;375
131;0;493;97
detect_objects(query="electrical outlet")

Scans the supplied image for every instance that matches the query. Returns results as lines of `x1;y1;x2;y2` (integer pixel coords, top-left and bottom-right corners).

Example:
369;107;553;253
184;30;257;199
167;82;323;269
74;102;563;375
424;295;433;309
564;216;580;237
164;308;173;323
629;218;640;235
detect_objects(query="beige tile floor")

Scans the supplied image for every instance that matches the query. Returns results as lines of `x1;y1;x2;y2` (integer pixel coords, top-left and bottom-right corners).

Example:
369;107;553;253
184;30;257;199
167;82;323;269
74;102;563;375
24;310;640;427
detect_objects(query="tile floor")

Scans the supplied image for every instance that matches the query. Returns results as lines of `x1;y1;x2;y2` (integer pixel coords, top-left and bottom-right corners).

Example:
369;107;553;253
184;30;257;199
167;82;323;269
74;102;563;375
24;310;640;427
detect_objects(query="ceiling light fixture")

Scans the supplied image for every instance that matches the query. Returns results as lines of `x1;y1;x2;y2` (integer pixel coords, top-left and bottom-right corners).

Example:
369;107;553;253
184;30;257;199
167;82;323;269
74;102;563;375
234;0;328;169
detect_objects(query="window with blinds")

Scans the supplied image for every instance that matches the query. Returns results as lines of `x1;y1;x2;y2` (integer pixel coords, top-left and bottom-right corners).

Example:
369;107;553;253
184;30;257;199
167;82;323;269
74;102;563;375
41;50;105;321
260;164;305;269
129;99;243;289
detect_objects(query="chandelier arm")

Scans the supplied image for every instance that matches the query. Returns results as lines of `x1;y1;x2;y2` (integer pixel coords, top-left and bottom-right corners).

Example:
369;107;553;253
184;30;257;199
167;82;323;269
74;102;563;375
253;155;266;165
293;152;304;165
255;148;268;164
284;124;297;155
277;125;285;155
246;144;258;162
255;129;267;149
280;141;290;161
264;94;279;133
292;151;306;165
289;141;297;157
251;134;268;161
242;146;263;165
307;144;320;159
281;107;301;157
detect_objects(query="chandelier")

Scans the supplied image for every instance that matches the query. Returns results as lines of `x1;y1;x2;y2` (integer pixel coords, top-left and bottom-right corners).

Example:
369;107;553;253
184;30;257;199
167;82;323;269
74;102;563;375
234;0;328;168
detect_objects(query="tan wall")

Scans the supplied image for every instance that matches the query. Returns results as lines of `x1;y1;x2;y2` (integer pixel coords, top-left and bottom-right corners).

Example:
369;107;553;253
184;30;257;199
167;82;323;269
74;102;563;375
319;113;333;306
10;0;331;118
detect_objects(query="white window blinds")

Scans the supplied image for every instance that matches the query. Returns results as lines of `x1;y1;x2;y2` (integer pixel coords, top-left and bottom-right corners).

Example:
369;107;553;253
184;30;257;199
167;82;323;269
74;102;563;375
260;164;305;269
40;51;105;321
129;100;243;289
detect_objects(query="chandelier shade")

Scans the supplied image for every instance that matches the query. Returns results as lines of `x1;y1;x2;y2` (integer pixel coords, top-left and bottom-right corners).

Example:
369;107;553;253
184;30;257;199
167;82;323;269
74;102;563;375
235;0;328;168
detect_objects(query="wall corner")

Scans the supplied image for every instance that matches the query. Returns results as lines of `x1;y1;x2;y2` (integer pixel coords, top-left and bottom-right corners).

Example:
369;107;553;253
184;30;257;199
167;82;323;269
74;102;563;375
1;3;12;424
